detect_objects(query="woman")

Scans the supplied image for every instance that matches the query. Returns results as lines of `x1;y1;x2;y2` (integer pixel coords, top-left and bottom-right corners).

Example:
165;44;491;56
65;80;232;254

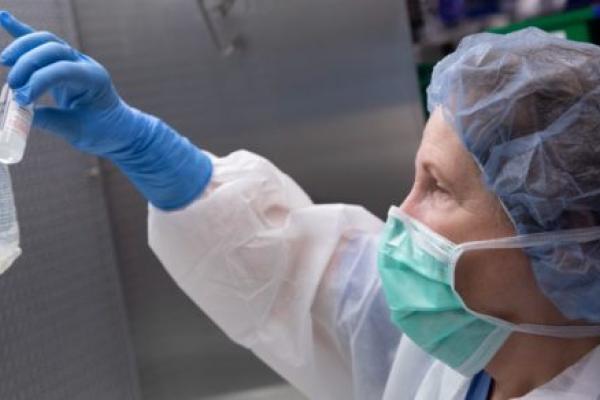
1;11;599;400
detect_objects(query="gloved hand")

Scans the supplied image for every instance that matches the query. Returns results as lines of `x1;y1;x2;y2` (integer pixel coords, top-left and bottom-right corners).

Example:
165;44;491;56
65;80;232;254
0;11;212;210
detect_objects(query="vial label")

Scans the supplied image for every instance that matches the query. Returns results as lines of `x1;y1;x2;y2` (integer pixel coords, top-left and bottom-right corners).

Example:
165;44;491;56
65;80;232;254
0;84;33;164
4;98;33;139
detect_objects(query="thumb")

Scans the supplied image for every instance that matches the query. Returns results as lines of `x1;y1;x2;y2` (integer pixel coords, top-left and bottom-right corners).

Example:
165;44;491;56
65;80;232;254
0;11;34;38
33;106;80;142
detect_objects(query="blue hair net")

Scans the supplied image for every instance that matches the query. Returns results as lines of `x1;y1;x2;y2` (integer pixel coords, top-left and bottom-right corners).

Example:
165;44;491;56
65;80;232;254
427;27;600;322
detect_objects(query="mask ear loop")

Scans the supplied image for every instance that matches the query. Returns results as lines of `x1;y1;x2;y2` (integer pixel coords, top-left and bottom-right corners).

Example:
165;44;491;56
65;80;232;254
449;226;600;338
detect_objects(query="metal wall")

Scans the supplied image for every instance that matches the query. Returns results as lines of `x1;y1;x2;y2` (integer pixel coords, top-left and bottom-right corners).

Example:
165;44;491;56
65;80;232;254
0;1;141;399
71;0;424;399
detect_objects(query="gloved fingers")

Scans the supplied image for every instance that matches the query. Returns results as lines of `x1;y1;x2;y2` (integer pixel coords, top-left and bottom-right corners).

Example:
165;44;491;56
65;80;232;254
8;42;79;90
0;11;34;38
14;60;96;106
1;31;66;67
7;41;79;89
33;106;79;139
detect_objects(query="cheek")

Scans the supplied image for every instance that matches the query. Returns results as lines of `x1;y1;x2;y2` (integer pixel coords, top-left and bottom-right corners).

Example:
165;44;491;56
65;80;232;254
454;249;525;319
454;248;566;324
400;181;508;245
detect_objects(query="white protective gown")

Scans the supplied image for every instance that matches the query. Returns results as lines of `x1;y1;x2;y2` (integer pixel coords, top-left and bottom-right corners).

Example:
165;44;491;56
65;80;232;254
148;150;600;400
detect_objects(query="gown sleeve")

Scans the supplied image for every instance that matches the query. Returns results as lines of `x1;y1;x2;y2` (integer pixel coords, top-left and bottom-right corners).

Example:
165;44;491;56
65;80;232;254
148;150;401;399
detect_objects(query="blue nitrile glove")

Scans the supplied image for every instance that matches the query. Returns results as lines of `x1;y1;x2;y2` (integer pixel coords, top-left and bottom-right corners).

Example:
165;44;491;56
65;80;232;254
0;11;212;210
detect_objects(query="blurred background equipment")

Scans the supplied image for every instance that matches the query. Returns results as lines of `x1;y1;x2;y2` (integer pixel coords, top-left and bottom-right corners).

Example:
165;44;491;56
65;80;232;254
0;0;423;399
410;0;600;114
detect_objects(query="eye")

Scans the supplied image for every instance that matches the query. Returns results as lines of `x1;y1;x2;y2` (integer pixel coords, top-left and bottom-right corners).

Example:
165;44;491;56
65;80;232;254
416;164;454;203
430;178;449;194
428;178;454;204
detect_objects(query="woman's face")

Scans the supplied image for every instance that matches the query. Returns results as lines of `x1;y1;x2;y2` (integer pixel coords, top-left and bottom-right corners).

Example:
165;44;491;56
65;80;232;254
399;108;570;325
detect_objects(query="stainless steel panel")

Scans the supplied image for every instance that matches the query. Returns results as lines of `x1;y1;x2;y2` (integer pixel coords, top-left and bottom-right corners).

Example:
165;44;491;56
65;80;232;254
72;0;423;398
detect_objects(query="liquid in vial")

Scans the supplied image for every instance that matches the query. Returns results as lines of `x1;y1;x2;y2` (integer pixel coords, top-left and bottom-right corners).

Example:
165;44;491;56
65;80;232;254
0;84;33;164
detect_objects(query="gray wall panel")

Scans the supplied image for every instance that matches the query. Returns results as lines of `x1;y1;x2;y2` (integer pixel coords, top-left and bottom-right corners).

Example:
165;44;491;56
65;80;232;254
72;0;423;398
0;1;140;399
72;1;285;398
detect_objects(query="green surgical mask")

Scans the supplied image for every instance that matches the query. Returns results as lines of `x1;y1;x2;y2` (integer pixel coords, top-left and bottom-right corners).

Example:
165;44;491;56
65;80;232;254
377;207;600;376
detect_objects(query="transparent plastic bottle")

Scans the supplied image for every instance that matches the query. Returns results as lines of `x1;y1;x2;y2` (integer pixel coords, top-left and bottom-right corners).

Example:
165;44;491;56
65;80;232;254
0;163;20;274
0;83;33;164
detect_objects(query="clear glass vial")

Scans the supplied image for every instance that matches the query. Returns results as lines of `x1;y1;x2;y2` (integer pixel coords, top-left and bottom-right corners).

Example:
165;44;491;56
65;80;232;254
0;83;33;164
0;164;20;274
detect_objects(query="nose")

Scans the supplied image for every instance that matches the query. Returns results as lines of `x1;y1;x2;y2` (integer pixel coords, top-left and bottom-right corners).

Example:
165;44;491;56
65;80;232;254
397;185;417;217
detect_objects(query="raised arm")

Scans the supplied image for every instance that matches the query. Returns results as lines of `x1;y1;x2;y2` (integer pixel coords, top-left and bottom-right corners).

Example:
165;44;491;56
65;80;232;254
0;12;401;399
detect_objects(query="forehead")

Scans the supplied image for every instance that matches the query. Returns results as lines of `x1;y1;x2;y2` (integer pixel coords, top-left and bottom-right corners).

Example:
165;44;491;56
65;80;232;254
418;108;481;183
419;109;466;160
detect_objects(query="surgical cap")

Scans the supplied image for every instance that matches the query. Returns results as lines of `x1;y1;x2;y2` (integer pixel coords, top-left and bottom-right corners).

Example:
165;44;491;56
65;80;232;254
427;27;600;322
